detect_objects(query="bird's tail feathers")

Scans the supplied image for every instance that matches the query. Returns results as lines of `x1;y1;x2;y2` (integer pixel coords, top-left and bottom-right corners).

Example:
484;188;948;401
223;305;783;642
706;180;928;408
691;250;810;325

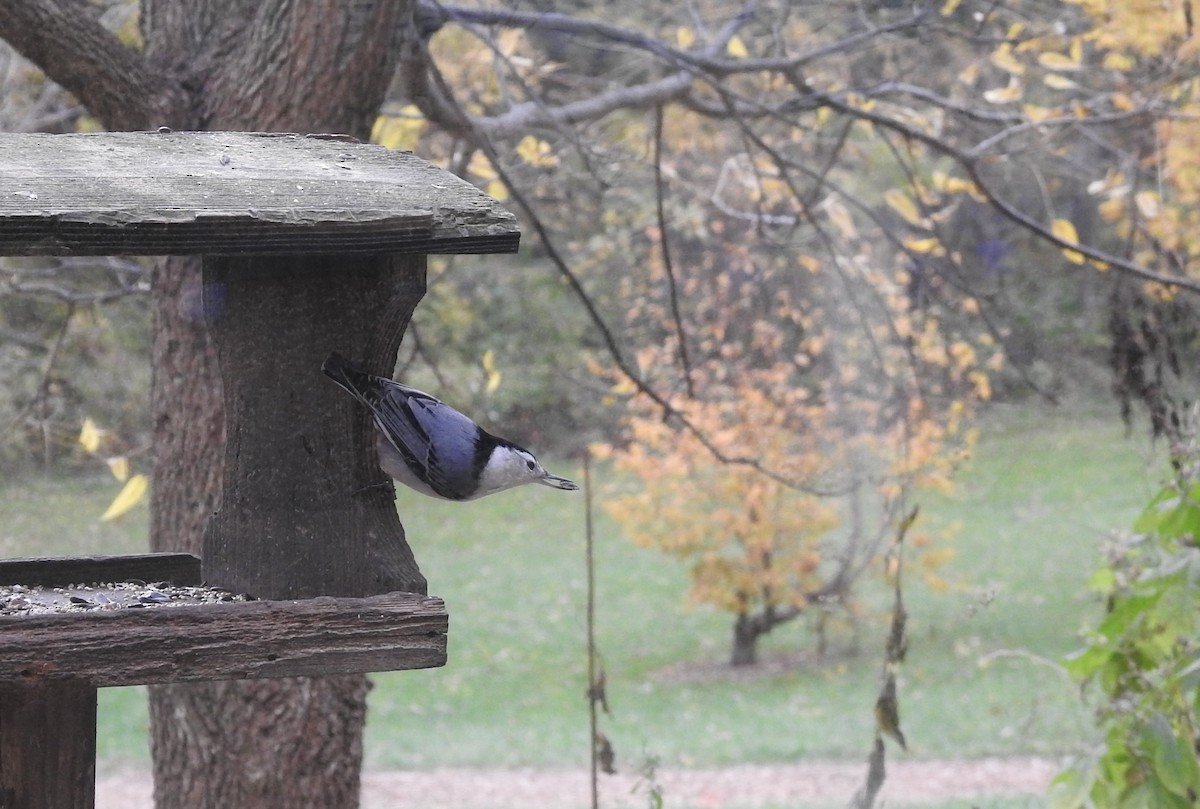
322;352;383;404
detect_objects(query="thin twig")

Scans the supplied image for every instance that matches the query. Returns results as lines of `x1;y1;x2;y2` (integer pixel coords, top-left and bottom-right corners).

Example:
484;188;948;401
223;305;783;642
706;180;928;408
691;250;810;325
37;304;75;470
584;451;599;809
653;104;694;398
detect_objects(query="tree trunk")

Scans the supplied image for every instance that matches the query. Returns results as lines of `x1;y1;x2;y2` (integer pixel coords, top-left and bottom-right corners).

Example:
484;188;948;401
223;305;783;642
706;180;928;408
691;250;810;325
148;676;370;808
729;605;805;667
140;5;414;808
731;613;759;667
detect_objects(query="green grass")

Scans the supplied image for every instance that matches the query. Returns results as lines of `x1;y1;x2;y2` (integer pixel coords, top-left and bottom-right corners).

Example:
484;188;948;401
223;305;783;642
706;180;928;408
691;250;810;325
0;401;1165;777
0;475;151;762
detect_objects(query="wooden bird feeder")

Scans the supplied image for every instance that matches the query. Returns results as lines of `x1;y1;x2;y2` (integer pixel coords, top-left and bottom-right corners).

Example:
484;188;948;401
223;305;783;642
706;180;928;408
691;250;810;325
0;131;520;808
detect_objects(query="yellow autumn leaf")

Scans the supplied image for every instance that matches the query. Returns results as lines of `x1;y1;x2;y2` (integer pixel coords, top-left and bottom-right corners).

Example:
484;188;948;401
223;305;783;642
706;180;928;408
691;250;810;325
371;106;426;152
884;189;923;226
676;26;695;49
486;179;508;201
1043;74;1078;90
1134;190;1160;219
516;135;558;168
496;28;524;58
983;78;1023;104
1051;217;1085;264
1110;92;1135;111
726;35;749;59
1051;217;1078;243
79;418;104;454
482;349;502;394
100;474;148;522
106;456;130;483
1038;51;1081;71
74;115;104;134
968;370;992;400
798;255;821;273
904;237;942;254
990;44;1025;75
1103;52;1135;71
940;0;961;15
467;151;497;181
824;195;858;239
1024;104;1057;122
611;379;637;397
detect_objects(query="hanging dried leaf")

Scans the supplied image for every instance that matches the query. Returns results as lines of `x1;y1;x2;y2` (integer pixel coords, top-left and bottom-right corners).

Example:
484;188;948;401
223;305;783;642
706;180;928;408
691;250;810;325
594;732;617;775
874;671;907;750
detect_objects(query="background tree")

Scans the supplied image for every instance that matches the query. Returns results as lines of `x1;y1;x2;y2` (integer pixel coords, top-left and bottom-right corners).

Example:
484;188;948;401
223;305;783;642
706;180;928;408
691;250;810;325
596;215;989;665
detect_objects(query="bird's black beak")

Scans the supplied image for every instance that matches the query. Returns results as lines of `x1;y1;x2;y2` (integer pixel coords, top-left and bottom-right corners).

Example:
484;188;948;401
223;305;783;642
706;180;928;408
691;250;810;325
538;473;579;491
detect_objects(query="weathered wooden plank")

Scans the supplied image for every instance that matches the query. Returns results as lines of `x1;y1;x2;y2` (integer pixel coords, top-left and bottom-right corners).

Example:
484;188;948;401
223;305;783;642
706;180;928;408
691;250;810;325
202;255;429;600
0;553;202;588
0;592;447;687
0;131;520;256
0;681;96;809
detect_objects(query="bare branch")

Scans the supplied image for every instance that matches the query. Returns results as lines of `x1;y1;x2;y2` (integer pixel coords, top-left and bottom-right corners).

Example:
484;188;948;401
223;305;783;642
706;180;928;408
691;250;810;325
0;0;167;129
802;91;1200;293
423;2;929;78
652;104;694;398
475;71;695;138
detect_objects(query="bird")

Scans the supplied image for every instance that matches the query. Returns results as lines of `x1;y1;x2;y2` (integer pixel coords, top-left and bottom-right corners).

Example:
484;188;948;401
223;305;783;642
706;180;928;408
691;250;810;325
322;352;579;501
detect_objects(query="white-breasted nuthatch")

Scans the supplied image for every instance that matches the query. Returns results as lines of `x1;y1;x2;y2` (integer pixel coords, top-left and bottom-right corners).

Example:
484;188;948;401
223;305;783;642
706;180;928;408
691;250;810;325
322;352;579;501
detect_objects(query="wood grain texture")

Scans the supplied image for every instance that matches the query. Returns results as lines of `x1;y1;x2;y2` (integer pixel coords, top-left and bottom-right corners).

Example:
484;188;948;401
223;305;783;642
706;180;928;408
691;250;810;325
201;254;429;600
0;553;202;588
0;592;447;687
0;131;520;256
0;681;96;809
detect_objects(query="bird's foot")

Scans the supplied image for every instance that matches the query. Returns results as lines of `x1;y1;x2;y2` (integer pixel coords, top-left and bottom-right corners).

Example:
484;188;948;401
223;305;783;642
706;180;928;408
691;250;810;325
351;479;396;498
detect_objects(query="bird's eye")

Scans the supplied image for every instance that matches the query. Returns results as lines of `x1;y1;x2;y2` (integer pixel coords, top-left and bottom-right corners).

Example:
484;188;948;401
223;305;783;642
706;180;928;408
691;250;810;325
526;459;537;471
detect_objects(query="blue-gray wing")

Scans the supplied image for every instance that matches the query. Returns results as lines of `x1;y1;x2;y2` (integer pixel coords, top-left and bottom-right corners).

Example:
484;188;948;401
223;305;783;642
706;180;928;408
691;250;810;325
372;383;480;499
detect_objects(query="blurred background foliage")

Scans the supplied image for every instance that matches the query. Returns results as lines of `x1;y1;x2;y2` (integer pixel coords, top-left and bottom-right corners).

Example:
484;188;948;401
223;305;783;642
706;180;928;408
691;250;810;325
3;0;1196;475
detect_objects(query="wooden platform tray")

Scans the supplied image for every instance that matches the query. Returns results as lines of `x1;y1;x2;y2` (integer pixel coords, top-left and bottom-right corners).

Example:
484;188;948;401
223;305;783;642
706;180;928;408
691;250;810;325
0;553;447;687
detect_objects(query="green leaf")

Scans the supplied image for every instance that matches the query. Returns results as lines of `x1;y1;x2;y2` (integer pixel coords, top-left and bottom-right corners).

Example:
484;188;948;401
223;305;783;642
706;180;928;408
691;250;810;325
1089;566;1117;595
1143;712;1200;797
1136;482;1200;539
1064;643;1114;680
1096;592;1160;642
1134;487;1179;534
1049;765;1092;809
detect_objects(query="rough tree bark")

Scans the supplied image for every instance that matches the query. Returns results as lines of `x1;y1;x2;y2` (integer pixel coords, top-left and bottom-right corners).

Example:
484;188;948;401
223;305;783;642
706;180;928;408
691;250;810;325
0;2;419;807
